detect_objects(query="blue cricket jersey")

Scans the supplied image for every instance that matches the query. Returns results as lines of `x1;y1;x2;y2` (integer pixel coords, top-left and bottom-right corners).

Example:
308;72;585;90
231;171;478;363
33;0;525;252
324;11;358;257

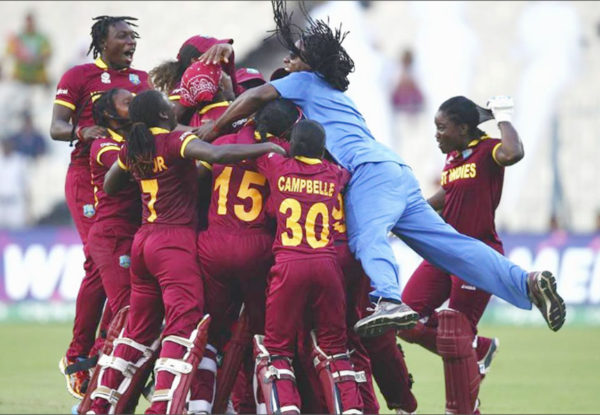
270;71;405;173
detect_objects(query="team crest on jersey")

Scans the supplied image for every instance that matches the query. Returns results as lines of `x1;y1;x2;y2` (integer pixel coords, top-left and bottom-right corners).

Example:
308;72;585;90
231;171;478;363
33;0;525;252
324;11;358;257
461;149;473;159
119;255;131;268
82;204;96;218
101;72;111;84
129;73;141;85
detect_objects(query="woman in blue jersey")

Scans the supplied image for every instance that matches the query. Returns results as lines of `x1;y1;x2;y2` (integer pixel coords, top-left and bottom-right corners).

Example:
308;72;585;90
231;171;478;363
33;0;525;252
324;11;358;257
195;0;565;336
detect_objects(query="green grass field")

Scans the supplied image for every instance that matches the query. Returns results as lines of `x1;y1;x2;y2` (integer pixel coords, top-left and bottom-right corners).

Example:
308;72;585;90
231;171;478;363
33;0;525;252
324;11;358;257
0;323;598;414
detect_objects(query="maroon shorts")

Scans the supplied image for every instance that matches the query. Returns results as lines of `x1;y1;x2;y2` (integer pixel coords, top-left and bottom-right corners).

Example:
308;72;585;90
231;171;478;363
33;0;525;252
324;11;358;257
88;220;138;314
197;228;273;345
264;256;347;357
65;162;95;244
64;162;107;359
126;224;204;343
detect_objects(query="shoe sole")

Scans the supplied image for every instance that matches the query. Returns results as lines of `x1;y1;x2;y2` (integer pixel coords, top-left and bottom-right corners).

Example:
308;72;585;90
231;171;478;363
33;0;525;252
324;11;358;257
536;271;566;331
354;312;419;338
59;357;84;400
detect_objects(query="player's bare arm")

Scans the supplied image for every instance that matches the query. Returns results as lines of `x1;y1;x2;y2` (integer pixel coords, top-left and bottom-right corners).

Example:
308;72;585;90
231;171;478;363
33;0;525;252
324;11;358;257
183;137;285;164
427;187;446;212
50;104;107;142
195;83;280;142
103;160;130;196
493;121;524;166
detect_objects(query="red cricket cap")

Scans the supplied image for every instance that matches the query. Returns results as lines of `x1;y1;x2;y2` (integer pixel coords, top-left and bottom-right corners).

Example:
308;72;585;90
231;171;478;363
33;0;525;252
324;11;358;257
236;67;265;85
179;61;222;107
177;35;233;60
270;67;289;81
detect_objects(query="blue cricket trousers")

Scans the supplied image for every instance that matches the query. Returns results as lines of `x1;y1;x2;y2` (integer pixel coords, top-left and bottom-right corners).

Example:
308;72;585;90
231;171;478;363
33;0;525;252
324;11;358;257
344;161;532;310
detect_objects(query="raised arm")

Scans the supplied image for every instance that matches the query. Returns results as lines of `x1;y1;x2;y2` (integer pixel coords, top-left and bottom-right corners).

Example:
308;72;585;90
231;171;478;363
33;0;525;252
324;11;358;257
183;137;285;164
194;84;280;142
493;121;524;166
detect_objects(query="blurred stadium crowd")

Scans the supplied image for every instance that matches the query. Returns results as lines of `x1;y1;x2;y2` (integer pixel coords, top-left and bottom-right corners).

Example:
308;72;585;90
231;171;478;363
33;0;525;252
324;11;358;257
0;0;598;232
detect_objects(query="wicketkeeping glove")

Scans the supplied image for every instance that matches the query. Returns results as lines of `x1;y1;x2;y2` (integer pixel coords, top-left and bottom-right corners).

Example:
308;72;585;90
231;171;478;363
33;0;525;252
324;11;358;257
486;95;514;124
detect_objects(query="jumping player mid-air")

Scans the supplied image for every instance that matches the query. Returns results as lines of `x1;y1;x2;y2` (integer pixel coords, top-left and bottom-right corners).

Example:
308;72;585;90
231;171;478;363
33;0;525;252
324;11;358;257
50;15;150;399
194;0;566;338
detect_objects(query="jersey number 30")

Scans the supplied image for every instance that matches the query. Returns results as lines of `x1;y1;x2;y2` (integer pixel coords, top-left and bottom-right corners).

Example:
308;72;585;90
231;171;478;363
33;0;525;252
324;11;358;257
279;198;329;249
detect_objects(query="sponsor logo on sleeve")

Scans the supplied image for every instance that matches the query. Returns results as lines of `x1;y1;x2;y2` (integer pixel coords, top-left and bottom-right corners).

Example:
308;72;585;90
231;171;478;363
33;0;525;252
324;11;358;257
232;119;247;129
179;131;192;141
56;88;68;96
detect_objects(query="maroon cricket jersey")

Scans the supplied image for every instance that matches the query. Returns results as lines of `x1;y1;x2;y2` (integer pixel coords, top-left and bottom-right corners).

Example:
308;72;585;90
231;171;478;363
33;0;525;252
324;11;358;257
189;101;230;127
54;57;150;165
168;81;183;103
89;129;141;225
256;153;350;262
440;136;504;248
117;128;199;226
203;125;271;232
331;192;349;244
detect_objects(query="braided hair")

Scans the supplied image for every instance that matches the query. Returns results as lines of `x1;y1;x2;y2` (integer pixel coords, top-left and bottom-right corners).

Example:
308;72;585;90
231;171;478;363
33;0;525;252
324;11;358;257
126;90;167;178
254;98;301;142
88;16;139;59
270;0;354;92
92;88;131;130
438;96;491;139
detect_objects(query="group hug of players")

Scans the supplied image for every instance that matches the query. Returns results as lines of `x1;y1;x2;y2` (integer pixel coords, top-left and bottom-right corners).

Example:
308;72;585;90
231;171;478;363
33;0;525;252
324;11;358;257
50;6;566;415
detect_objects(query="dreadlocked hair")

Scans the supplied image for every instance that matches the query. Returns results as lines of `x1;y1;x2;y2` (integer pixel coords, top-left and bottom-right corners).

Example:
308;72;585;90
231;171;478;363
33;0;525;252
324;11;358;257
270;0;354;91
126;90;166;178
254;98;300;142
150;44;202;93
439;96;487;139
88;16;139;59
